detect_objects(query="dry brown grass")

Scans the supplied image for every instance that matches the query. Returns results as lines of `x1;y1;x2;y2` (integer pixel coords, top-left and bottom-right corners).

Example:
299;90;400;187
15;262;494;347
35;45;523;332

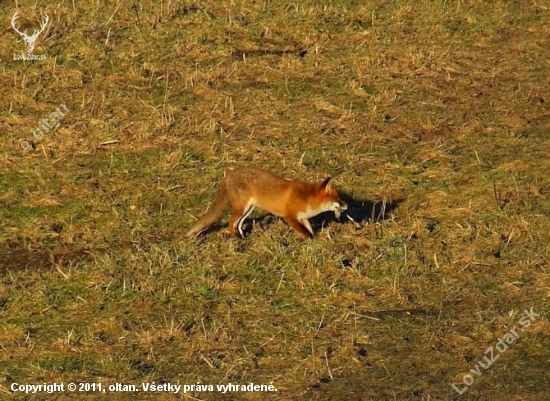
1;0;549;400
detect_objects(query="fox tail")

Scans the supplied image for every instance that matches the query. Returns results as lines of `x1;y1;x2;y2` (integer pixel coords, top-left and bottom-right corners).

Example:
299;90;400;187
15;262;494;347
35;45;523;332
186;180;230;238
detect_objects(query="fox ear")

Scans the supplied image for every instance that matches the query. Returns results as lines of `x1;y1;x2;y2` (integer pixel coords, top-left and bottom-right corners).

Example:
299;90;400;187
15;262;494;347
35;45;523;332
320;177;332;191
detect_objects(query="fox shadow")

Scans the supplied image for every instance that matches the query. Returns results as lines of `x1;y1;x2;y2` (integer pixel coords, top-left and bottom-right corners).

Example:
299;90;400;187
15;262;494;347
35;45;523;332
309;192;403;233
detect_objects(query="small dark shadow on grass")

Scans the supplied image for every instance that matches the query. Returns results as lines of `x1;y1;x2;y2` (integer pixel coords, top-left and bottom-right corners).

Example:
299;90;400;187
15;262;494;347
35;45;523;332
195;224;225;238
238;215;277;238
359;308;438;320
0;247;50;274
232;48;308;59
0;239;91;275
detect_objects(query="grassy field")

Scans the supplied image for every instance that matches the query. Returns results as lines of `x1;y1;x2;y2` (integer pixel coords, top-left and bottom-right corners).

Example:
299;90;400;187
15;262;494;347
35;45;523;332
1;0;549;400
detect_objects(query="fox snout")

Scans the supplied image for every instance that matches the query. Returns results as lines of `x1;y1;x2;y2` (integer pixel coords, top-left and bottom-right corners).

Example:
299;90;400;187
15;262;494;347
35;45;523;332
333;200;347;219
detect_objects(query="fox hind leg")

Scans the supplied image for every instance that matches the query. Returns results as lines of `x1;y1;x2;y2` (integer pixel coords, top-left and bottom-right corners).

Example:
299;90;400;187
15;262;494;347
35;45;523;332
229;203;255;238
228;208;242;237
237;204;255;237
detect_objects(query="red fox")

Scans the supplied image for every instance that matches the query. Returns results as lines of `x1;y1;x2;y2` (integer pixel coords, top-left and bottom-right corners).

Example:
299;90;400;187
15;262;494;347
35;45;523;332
187;167;347;239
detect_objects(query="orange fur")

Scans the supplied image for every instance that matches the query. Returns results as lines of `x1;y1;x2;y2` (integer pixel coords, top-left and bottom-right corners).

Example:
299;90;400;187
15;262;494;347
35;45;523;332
187;167;347;239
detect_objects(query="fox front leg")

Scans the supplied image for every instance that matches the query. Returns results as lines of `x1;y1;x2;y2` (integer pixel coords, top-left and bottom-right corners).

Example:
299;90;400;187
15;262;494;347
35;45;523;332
285;216;314;239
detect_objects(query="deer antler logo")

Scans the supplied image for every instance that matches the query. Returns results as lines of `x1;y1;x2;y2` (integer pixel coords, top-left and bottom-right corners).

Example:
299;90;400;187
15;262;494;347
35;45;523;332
11;11;49;54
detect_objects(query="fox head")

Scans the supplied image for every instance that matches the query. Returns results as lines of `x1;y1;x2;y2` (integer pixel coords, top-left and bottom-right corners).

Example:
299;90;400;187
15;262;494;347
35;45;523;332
319;177;348;218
